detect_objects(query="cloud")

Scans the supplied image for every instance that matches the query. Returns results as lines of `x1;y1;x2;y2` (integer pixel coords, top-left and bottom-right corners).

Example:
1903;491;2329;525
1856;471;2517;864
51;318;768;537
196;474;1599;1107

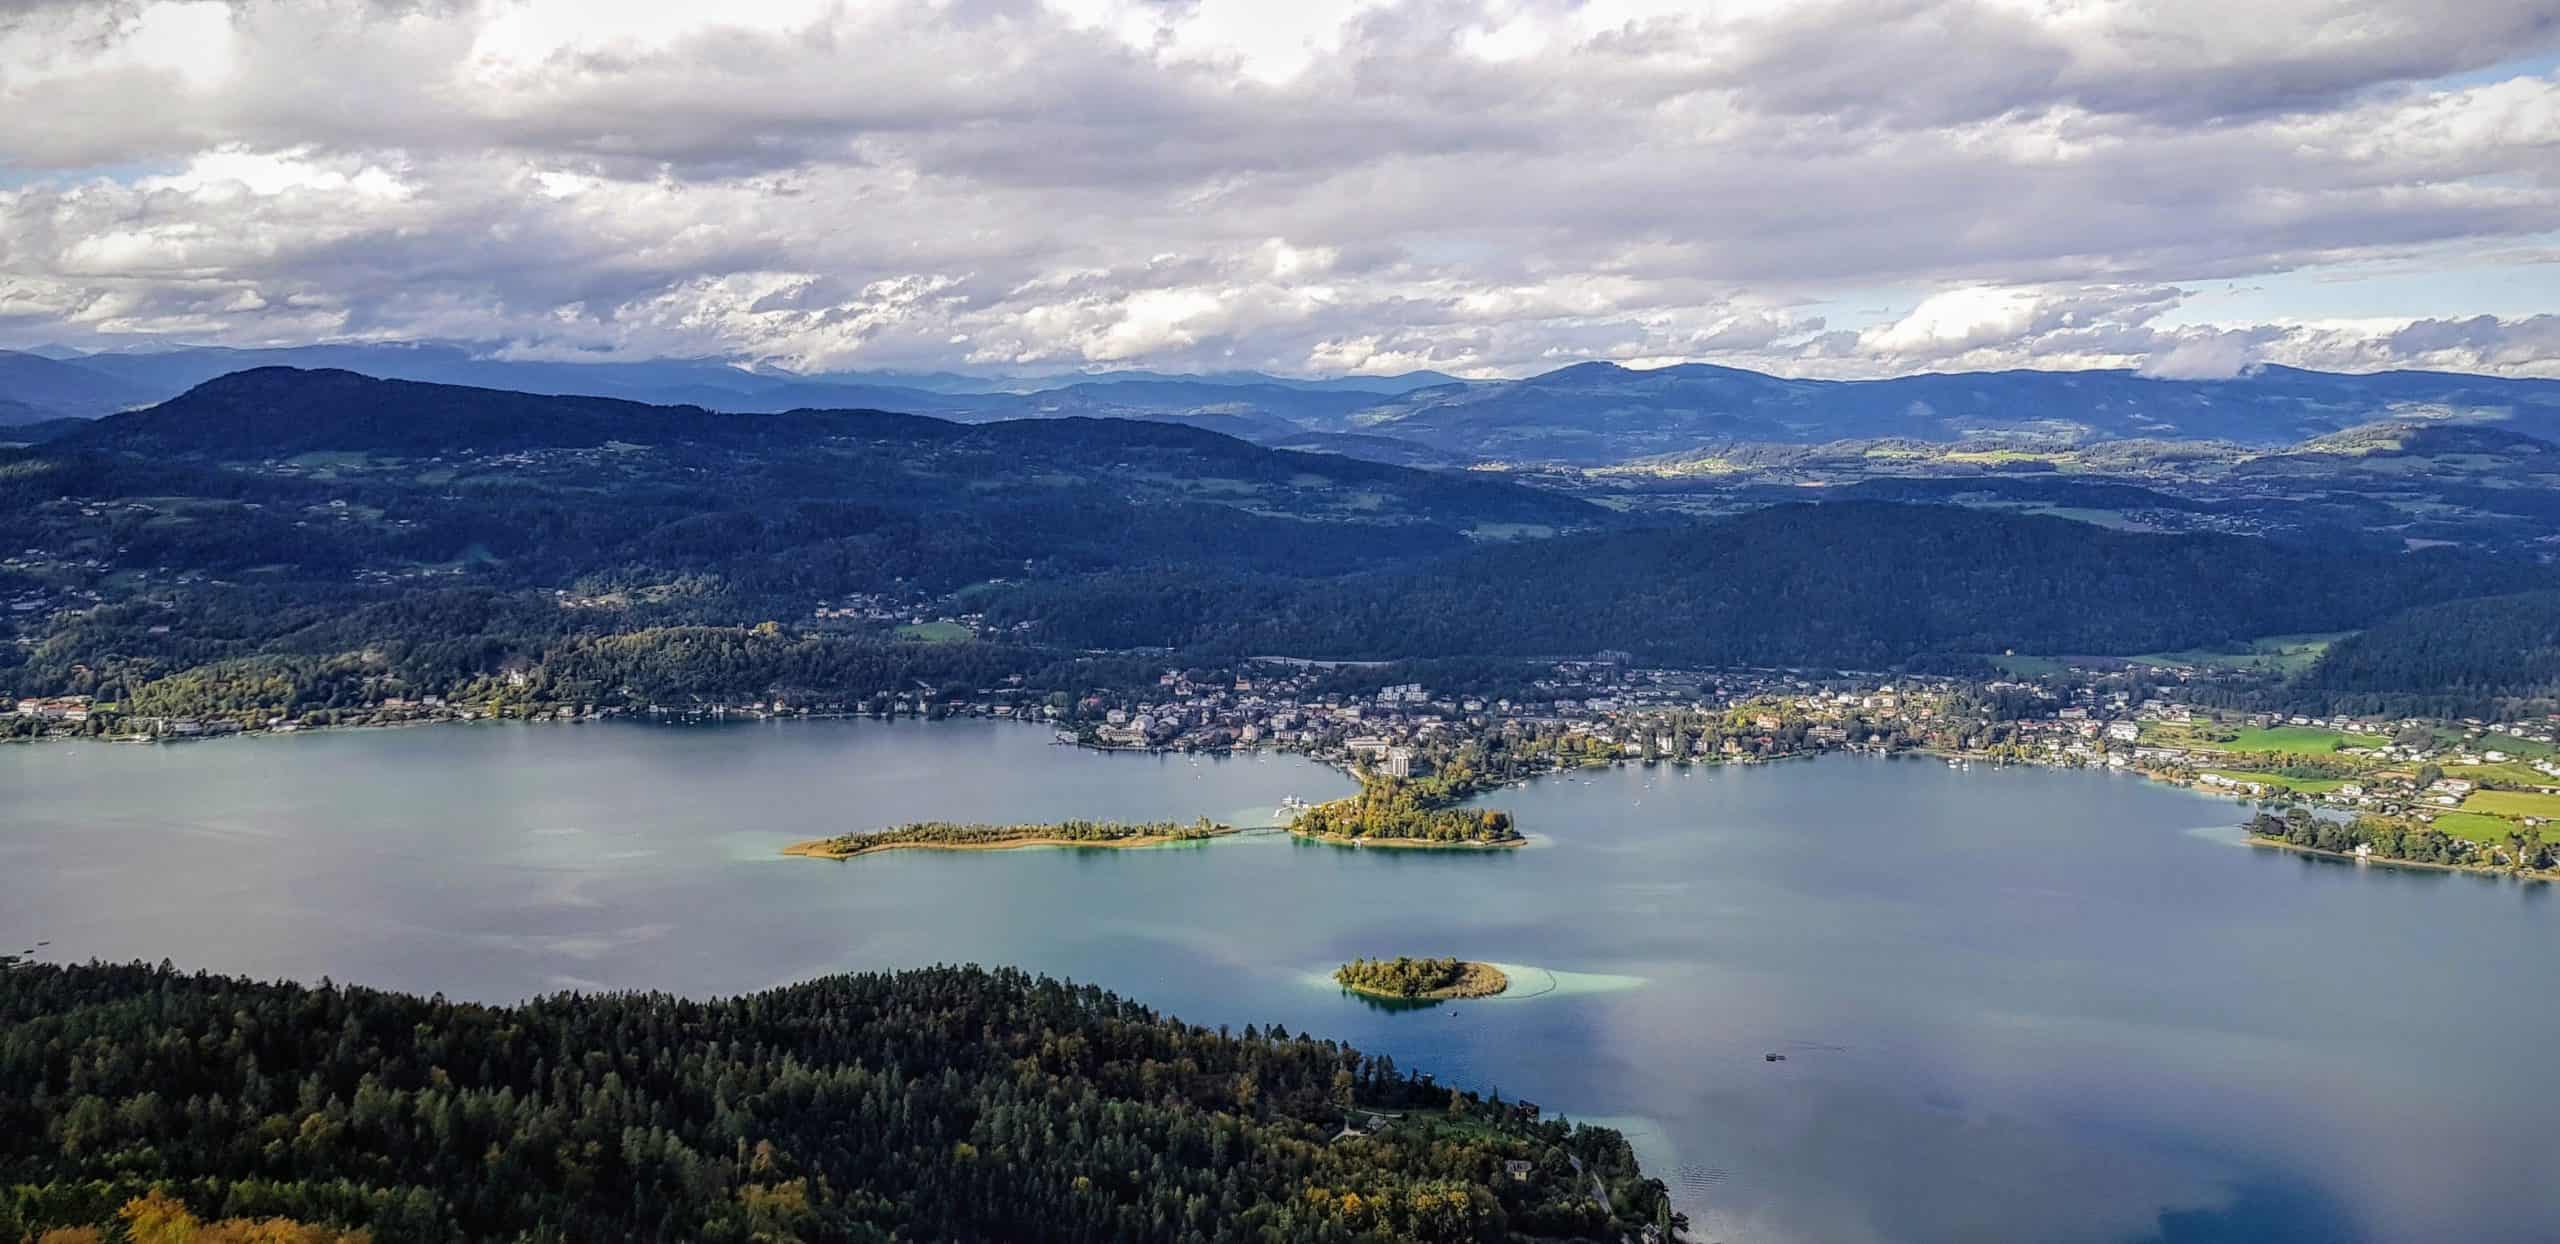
2138;332;2262;380
0;0;2554;378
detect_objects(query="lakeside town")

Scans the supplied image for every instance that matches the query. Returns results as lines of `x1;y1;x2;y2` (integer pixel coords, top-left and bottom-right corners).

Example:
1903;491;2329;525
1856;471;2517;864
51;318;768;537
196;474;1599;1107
13;642;2558;877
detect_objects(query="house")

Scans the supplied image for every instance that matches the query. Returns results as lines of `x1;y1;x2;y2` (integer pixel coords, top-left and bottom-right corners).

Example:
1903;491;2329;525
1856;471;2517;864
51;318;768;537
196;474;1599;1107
1502;1160;1534;1182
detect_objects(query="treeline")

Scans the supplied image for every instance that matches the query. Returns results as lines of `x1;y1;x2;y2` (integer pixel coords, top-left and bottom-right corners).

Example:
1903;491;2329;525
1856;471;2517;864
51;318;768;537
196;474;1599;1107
22;1191;367;1244
6;590;1177;723
1293;779;1521;844
2245;809;2552;871
0;962;1680;1243
984;504;2537;668
794;818;1227;857
2292;591;2560;717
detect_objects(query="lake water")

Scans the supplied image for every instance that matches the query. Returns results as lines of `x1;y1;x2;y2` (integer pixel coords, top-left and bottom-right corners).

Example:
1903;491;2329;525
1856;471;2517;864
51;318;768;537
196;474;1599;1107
4;719;2553;1243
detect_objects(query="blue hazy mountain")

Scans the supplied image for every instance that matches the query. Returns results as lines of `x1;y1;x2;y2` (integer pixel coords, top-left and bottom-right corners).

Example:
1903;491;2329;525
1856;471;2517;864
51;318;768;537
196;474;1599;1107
0;350;163;422
3;342;1459;425
1336;361;2560;462
14;345;2560;469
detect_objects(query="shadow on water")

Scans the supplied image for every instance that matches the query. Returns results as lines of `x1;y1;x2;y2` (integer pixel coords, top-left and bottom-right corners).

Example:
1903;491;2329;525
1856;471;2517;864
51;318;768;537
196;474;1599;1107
1340;989;1447;1014
2137;1174;2366;1244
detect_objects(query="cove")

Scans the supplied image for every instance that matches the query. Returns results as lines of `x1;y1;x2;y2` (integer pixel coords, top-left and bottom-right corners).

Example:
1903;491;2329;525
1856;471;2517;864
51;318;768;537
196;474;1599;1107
3;718;2552;1242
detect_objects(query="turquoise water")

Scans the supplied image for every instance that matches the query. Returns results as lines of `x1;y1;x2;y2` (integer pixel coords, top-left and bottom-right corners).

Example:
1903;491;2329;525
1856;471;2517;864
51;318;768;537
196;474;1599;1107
3;719;2552;1242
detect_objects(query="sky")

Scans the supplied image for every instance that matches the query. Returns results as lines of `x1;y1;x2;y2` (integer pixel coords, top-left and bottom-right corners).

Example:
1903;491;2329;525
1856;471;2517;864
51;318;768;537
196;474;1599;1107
0;0;2555;380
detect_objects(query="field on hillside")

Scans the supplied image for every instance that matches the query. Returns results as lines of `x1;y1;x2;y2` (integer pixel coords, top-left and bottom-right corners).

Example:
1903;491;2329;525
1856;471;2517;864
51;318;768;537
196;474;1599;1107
2460;790;2560;821
2428;811;2517;844
2205;769;2352;794
2128;633;2347;674
2142;722;2387;755
895;620;975;643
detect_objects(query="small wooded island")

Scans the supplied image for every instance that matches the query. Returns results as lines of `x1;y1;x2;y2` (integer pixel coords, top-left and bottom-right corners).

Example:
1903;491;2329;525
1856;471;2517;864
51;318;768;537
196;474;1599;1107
785;817;1232;859
1291;775;1524;846
1335;956;1510;999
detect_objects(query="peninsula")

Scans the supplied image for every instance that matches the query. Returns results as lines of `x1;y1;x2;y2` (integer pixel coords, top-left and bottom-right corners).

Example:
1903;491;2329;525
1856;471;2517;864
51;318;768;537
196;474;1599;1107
785;818;1233;859
1289;775;1525;847
1334;956;1510;1000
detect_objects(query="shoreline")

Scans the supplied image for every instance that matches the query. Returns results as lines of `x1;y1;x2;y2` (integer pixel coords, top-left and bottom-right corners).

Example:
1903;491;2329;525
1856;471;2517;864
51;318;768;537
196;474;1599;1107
784;826;1242;860
1289;830;1526;850
2245;834;2555;883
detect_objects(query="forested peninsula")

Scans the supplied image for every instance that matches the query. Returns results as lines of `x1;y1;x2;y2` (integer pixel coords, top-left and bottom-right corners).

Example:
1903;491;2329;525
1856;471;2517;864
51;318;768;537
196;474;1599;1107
784;818;1233;859
2245;808;2556;878
1335;957;1510;1000
1290;776;1523;847
0;961;1683;1243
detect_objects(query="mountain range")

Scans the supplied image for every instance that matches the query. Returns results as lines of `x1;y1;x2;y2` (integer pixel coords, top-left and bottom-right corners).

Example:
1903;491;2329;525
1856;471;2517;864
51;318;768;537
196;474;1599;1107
9;342;2560;467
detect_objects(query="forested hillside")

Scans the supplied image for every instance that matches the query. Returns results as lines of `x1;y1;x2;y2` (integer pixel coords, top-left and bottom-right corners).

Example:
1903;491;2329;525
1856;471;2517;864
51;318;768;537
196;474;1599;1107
986;504;2536;668
0;962;1678;1243
2294;591;2560;716
0;369;1601;714
4;369;2548;720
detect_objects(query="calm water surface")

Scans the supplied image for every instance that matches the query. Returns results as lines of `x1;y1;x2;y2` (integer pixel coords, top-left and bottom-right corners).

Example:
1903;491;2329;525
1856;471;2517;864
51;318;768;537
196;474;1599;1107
4;719;2552;1243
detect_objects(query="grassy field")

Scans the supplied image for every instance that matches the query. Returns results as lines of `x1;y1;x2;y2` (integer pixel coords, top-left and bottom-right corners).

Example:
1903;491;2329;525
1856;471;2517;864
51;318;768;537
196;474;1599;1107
894;620;974;643
2021;505;2155;531
2480;733;2557;760
2443;760;2550;787
2223;725;2390;754
2128;633;2347;675
2460;790;2560;821
2428;812;2516;844
1985;652;2072;677
2145;722;2387;755
1466;522;1559;540
2205;770;2352;795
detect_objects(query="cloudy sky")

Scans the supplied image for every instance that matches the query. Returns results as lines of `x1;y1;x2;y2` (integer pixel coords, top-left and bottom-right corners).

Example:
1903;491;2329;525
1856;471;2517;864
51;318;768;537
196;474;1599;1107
1;0;2556;379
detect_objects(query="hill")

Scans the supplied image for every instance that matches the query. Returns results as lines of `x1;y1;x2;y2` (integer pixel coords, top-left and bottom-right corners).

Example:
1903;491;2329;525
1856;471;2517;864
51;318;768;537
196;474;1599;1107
986;503;2540;667
0;368;1606;714
0;961;1678;1242
1337;362;2560;463
59;368;1595;539
2294;591;2560;716
10;343;1454;446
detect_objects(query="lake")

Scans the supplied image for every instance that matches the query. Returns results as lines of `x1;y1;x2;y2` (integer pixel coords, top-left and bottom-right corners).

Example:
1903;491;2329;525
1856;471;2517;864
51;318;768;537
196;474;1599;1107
3;719;2552;1243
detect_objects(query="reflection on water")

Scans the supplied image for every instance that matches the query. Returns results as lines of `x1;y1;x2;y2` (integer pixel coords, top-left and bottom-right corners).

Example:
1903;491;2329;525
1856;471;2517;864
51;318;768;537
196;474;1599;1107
3;720;2554;1243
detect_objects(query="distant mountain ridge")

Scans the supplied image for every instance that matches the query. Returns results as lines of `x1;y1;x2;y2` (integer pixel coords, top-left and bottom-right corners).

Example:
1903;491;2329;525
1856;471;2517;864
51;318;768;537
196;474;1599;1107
11;343;2560;468
61;366;1602;535
0;341;1459;426
1333;362;2560;463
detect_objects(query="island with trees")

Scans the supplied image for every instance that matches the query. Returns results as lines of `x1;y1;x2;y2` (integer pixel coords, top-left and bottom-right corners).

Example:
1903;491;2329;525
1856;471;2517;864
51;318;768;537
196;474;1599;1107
1335;956;1510;1000
1289;776;1524;847
785;817;1234;859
